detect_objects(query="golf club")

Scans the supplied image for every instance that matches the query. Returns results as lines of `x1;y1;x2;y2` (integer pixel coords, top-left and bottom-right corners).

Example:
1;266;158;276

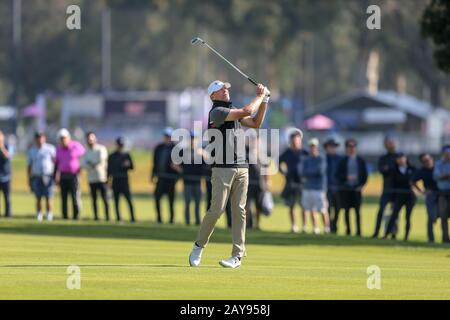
191;36;270;96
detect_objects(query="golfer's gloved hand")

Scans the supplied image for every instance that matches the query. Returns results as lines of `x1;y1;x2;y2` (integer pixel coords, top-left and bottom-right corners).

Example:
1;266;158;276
263;87;270;103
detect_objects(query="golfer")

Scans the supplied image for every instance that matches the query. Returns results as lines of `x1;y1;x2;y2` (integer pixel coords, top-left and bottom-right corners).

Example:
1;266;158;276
189;80;269;268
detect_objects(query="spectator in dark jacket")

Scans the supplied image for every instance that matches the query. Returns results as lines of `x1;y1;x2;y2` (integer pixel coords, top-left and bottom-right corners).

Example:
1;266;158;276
0;131;12;218
108;137;135;222
411;153;438;243
324;138;342;233
152;128;179;224
384;153;416;241
372;137;398;238
180;132;205;226
279;130;308;233
336;139;368;236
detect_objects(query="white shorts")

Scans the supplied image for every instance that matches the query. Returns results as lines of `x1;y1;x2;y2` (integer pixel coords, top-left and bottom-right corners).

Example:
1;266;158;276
302;190;328;213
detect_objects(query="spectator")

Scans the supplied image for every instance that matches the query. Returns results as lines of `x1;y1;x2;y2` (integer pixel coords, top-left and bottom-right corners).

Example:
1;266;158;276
372;137;398;238
300;138;330;234
55;128;85;220
108;137;135;222
0;130;12;218
433;146;450;243
152;128;179;224
323;137;342;233
384;153;416;241
411;153;438;243
180;131;205;226
336;139;368;236
279;130;308;233
27;132;56;221
245;135;269;230
82;132;109;221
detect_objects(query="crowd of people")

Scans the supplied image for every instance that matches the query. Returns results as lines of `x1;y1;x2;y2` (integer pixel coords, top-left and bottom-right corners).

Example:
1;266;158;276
278;133;450;243
0;128;449;244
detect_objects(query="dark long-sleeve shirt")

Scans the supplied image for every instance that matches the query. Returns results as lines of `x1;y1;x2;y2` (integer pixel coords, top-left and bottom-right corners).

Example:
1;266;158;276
378;152;397;191
108;151;133;180
326;154;342;191
180;148;204;185
411;167;438;191
279;148;308;183
336;155;368;190
392;164;416;195
152;143;178;180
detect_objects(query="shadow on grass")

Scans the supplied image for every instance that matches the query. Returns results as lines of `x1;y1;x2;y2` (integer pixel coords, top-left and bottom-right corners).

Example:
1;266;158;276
0;264;187;268
0;218;447;250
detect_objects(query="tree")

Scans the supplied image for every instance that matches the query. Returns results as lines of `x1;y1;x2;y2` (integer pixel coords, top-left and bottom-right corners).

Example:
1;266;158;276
422;0;450;73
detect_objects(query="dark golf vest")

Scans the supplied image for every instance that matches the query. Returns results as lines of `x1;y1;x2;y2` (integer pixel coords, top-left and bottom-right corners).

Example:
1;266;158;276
208;101;248;169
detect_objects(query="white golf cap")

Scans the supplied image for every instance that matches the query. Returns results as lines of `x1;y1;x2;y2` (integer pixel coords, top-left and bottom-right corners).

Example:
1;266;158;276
57;128;70;139
207;80;231;96
308;137;320;146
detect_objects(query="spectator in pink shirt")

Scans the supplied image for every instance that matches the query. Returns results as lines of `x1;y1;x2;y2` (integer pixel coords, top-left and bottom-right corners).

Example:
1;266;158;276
55;128;85;220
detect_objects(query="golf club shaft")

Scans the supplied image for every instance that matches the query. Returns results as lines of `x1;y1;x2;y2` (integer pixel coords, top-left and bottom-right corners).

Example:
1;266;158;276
203;42;261;89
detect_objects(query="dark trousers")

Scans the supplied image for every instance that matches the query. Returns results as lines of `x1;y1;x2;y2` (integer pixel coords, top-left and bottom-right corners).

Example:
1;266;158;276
184;182;201;225
155;178;176;223
0;181;11;217
206;179;232;228
425;192;438;242
89;182;109;221
438;191;450;242
60;174;80;220
112;178;135;222
338;189;362;236
373;191;393;237
246;185;262;229
328;190;340;233
385;193;416;240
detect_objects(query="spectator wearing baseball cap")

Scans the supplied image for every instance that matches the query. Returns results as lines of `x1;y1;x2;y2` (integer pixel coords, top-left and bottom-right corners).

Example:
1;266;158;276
323;137;342;233
152;127;179;224
55;128;85;220
27;131;56;221
433;145;450;243
180;130;206;226
300;138;330;234
107;137;135;222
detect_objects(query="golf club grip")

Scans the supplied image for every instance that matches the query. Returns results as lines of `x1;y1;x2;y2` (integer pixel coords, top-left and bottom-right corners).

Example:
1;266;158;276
248;77;270;97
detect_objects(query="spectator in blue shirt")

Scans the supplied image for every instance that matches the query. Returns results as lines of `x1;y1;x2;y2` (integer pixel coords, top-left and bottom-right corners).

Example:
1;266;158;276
27;132;56;221
411;153;438;243
0;131;12;218
433;146;450;243
323;138;342;234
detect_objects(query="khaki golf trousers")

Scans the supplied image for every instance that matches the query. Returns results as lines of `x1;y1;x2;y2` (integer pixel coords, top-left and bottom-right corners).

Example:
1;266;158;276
196;167;249;258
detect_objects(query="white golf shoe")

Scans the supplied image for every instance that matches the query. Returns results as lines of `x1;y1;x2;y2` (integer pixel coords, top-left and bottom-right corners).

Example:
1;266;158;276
37;212;43;222
219;256;241;269
46;212;53;221
189;243;203;267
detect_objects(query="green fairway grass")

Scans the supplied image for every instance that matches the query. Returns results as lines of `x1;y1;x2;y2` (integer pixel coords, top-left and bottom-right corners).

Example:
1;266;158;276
0;153;449;299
